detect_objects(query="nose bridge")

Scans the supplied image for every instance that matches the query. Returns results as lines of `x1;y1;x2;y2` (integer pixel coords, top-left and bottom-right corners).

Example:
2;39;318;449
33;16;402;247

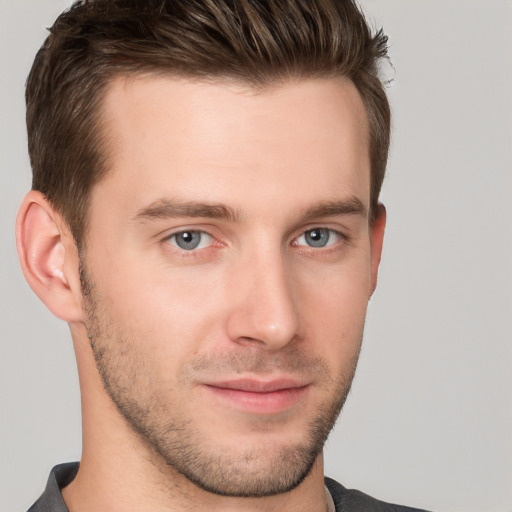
226;242;300;349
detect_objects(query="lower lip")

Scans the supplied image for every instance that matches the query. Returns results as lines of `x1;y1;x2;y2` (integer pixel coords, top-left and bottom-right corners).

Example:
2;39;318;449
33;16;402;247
204;385;308;414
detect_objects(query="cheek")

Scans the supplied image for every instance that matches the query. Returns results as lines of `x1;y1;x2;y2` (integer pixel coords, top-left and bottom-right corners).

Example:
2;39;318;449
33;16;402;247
94;258;228;355
297;258;371;359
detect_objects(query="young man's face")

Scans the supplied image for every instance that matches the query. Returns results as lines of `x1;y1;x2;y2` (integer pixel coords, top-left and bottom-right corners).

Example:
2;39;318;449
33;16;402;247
79;76;384;496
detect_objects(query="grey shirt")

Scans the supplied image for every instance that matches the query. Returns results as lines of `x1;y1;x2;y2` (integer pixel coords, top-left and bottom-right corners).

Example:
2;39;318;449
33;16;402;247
28;463;431;512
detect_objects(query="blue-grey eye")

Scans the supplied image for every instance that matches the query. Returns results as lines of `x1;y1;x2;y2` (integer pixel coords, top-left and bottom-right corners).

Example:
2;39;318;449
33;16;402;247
296;228;341;248
169;231;212;250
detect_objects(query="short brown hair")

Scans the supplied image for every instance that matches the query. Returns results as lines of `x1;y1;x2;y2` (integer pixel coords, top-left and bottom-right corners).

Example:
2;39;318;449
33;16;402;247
26;0;391;246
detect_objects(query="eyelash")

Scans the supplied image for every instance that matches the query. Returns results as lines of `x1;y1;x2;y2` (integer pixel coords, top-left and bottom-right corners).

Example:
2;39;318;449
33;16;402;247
164;230;216;254
162;227;349;257
293;228;346;249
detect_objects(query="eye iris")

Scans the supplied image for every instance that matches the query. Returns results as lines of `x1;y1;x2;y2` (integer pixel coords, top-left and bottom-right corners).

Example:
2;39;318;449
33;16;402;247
175;231;201;250
305;228;329;248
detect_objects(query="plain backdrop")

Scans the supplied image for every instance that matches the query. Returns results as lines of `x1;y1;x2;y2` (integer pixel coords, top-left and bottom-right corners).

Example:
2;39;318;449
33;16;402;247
1;1;511;511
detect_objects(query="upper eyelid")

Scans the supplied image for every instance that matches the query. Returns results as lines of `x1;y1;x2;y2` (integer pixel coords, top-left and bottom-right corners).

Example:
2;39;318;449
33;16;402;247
160;225;217;241
293;227;345;243
164;229;212;242
164;228;208;238
292;226;348;241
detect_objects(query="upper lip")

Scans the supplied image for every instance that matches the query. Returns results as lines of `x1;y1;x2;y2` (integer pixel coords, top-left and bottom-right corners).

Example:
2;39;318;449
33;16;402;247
204;378;309;393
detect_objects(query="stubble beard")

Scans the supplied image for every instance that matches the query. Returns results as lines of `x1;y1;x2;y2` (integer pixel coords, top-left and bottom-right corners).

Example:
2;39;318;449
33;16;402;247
80;261;361;498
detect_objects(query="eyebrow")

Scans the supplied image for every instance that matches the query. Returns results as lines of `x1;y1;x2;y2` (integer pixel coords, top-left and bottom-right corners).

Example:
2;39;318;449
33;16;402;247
301;197;367;221
133;199;240;222
133;196;367;224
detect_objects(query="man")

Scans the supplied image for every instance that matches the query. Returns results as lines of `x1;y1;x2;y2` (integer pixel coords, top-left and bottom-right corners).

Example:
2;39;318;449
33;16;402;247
16;0;430;510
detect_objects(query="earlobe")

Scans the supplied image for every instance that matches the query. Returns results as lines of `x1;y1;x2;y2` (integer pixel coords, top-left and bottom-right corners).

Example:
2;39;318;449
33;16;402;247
16;191;84;323
369;203;386;297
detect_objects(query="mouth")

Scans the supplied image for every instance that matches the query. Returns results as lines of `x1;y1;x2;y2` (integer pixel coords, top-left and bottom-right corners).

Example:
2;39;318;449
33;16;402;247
202;378;310;414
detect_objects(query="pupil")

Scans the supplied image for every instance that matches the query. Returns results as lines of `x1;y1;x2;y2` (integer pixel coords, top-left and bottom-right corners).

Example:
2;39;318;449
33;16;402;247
176;231;200;250
306;228;329;247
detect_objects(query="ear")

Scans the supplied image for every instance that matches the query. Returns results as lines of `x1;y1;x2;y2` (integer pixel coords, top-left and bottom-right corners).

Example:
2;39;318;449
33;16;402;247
16;190;84;323
369;203;386;297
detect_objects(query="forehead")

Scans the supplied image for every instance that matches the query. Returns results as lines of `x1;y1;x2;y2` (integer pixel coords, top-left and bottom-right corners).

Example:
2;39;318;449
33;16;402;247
92;75;370;220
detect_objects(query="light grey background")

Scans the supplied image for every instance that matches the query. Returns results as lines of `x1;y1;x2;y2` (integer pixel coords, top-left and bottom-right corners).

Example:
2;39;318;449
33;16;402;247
1;1;511;511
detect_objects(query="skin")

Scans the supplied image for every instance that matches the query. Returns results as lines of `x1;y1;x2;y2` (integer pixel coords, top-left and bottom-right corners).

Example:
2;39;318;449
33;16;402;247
17;76;385;512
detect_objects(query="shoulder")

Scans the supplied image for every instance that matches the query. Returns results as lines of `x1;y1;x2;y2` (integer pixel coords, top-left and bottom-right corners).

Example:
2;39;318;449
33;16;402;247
325;477;433;512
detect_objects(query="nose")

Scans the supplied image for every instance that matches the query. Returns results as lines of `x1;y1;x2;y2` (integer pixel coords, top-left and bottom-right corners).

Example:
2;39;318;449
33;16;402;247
225;249;301;350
